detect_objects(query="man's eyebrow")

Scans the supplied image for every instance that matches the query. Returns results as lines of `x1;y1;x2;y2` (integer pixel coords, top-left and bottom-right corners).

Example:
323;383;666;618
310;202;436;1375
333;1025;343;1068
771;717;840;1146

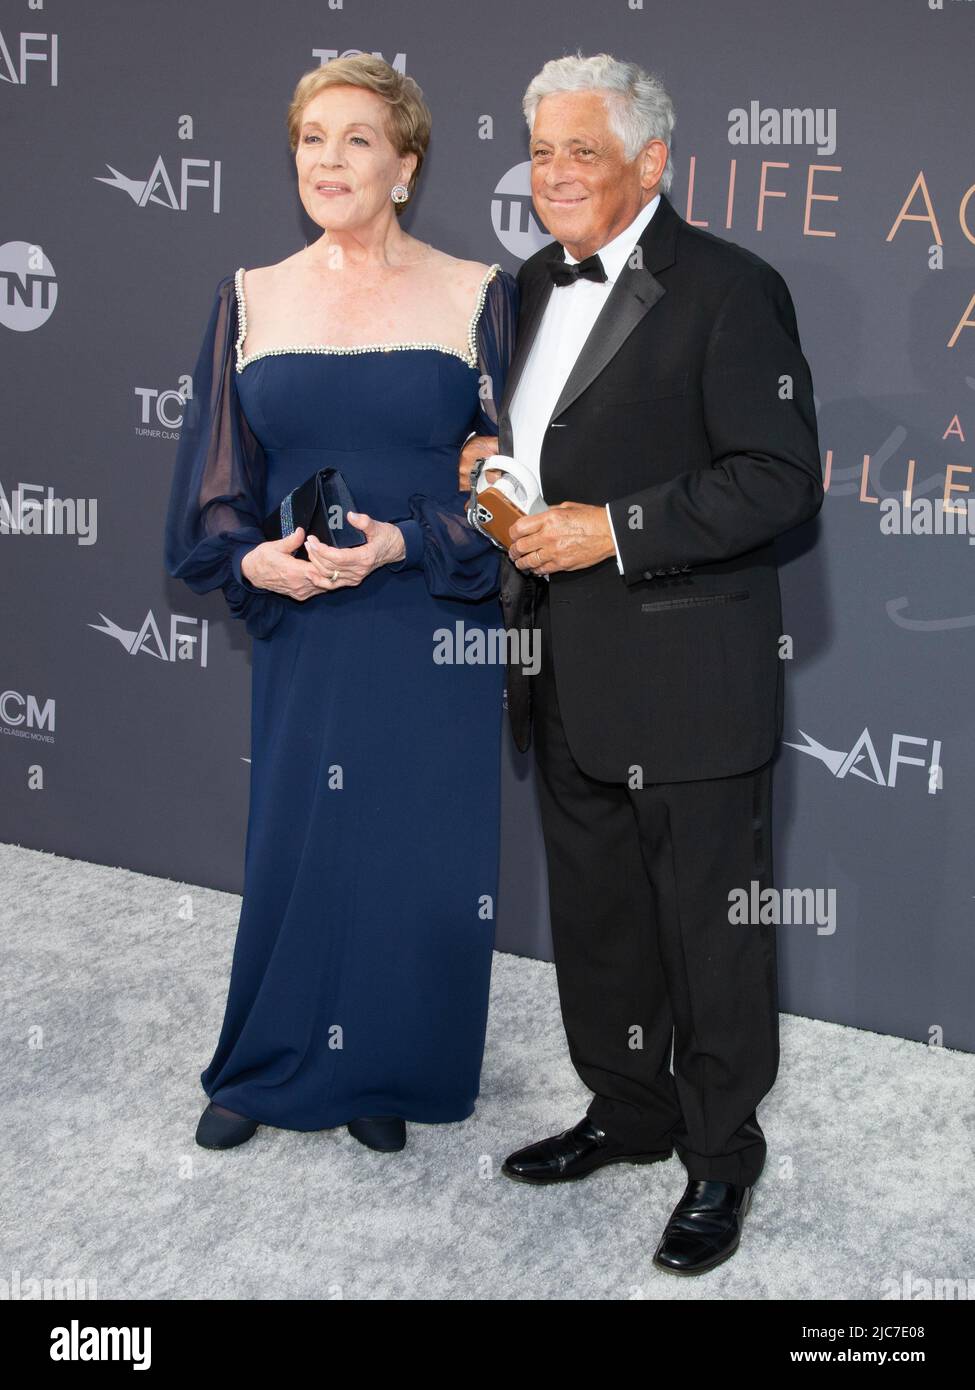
531;136;601;146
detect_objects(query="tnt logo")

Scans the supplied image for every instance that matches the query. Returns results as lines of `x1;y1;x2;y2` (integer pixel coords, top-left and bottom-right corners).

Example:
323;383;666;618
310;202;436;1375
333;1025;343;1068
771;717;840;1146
491;162;554;260
0;242;57;332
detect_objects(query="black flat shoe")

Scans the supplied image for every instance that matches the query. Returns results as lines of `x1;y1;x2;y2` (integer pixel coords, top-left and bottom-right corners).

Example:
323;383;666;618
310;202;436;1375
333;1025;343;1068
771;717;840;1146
501;1116;672;1184
195;1102;259;1150
346;1116;406;1151
653;1179;752;1274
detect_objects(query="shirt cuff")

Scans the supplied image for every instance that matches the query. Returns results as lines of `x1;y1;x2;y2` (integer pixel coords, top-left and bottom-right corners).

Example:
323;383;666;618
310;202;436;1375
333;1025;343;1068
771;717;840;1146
387;519;424;571
605;503;624;575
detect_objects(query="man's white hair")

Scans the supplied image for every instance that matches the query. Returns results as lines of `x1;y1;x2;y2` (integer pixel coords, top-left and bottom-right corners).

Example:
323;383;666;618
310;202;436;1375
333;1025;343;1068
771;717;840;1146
523;52;676;194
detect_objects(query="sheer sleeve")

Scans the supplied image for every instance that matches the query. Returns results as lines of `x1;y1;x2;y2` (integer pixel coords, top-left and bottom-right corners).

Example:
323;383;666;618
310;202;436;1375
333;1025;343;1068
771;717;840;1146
388;266;519;601
163;273;285;640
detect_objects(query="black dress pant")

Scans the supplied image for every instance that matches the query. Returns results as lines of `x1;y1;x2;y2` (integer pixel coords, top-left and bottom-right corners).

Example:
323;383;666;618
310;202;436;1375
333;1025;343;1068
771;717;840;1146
531;585;779;1187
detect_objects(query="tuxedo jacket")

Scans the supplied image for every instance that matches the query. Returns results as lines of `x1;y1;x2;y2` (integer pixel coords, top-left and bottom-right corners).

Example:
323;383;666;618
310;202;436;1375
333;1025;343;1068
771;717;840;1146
496;190;824;784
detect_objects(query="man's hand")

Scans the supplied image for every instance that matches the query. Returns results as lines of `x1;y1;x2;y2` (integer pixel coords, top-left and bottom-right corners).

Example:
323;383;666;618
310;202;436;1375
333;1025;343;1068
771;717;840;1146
459;433;499;491
508;502;617;576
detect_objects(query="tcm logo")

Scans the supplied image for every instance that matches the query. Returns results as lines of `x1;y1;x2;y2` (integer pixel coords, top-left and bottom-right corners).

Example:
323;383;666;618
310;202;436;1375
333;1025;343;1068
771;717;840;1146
134;384;188;437
491;162;554;260
785;727;943;794
0;690;55;734
313;48;406;73
90;611;209;667
0;242;57;332
0;28;59;85
95;157;222;212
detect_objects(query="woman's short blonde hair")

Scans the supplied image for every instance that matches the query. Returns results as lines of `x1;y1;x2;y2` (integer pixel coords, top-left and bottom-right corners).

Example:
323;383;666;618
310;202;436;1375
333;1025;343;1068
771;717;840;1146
287;55;432;215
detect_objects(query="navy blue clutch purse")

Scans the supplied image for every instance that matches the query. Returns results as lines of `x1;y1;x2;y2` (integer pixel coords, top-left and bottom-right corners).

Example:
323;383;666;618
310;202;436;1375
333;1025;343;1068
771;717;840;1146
262;467;367;562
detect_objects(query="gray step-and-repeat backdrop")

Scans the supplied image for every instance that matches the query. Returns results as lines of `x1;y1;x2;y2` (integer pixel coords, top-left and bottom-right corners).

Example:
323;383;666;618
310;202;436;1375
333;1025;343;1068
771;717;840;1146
3;1;973;1051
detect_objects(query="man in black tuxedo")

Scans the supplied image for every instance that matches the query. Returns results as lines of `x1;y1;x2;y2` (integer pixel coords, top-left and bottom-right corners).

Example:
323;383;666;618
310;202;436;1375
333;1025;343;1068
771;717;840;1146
462;55;823;1275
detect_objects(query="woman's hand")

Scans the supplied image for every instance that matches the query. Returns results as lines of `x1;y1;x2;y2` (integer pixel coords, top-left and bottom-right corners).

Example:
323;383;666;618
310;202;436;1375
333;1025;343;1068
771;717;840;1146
239;529;331;600
303;511;407;589
240;515;409;597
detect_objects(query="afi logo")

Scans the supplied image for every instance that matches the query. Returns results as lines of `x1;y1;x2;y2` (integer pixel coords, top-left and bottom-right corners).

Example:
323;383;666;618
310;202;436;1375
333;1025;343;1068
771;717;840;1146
95;157;221;212
492;162;553;261
90;611;209;667
785;727;943;794
0;28;59;85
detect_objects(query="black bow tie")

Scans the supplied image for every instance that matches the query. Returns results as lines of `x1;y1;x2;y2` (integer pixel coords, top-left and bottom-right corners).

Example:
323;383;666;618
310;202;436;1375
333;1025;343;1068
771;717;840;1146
548;253;608;287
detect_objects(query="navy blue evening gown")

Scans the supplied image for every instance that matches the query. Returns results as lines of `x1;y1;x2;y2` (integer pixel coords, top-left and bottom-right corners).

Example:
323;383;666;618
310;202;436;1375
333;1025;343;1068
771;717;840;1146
165;261;518;1129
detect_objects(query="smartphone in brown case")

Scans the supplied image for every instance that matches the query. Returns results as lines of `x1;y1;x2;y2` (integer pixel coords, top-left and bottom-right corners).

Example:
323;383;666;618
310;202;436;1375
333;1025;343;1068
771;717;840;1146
469;486;529;552
467;455;547;555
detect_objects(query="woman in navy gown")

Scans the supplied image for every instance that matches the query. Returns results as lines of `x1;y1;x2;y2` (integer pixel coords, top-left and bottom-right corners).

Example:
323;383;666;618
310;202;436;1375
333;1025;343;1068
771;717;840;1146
164;55;517;1153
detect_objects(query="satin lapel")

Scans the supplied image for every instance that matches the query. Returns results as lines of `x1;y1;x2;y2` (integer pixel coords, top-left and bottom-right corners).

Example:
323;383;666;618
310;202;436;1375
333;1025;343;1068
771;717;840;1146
498;191;683;446
549;191;680;419
548;267;664;422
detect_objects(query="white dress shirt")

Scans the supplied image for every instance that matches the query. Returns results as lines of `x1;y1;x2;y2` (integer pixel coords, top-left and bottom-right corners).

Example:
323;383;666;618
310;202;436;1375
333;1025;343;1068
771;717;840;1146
507;192;661;574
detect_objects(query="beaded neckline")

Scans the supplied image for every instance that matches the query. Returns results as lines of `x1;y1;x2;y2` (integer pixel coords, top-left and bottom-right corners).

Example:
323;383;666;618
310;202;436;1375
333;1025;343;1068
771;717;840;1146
233;262;501;373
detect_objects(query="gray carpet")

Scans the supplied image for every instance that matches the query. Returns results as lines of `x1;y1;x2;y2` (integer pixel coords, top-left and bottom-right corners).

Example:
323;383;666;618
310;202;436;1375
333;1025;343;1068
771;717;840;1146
2;841;973;1300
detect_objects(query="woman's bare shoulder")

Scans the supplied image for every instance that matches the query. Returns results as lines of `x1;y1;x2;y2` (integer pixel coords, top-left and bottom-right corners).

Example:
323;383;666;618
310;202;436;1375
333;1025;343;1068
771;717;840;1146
423;248;500;300
239;253;302;283
236;254;307;314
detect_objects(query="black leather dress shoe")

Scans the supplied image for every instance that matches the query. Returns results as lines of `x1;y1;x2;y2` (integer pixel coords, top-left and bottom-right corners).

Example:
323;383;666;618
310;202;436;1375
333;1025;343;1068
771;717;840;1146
195;1102;259;1150
653;1179;752;1274
502;1116;672;1184
346;1116;407;1151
